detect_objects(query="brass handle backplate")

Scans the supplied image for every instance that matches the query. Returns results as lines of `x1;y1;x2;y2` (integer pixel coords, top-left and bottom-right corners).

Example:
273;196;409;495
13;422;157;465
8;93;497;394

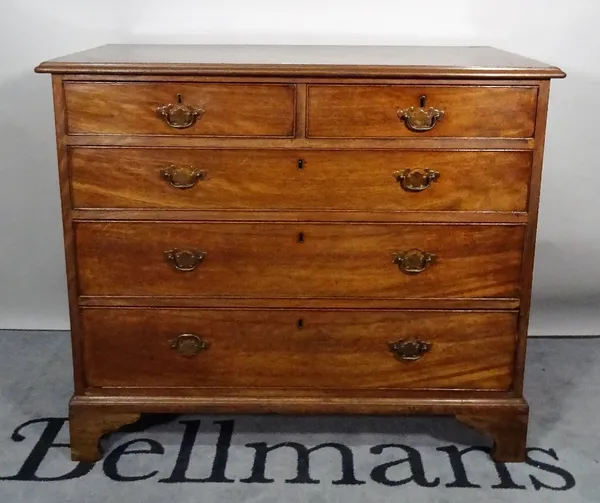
397;95;444;132
157;93;204;129
165;249;207;272
394;168;440;192
389;339;432;362
170;334;209;357
160;165;207;189
393;249;436;274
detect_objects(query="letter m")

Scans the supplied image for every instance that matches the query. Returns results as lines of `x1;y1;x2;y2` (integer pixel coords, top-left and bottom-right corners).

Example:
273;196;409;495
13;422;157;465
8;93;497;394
241;442;365;485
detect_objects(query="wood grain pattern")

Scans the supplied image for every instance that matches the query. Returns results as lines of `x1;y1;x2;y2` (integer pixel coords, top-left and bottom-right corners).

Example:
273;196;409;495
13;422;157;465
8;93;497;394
308;85;538;138
35;44;566;79
69;400;141;462
72;209;528;225
71;392;528;417
457;411;529;462
64;82;296;136
81;308;518;391
77;296;521;310
70;148;532;212
74;222;525;299
36;44;565;463
51;75;87;394
72;209;529;224
513;80;552;393
69;391;527;463
65;134;535;150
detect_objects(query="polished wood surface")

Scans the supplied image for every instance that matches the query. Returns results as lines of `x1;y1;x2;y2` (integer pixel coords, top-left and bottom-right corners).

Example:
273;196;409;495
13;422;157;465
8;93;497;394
82;308;517;390
75;222;524;299
308;85;537;138
35;45;565;79
37;44;564;463
77;296;521;310
72;392;528;417
69;392;529;462
51;75;87;395
514;80;551;394
72;209;529;224
65;135;535;150
457;411;529;462
69;400;141;462
70;148;532;212
65;82;296;136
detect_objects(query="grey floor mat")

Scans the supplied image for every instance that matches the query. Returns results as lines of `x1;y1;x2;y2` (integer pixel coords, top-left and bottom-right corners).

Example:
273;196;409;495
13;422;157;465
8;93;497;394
0;331;597;502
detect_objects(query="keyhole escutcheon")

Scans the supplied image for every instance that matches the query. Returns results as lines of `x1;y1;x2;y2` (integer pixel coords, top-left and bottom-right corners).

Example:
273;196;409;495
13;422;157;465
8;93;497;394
297;232;304;243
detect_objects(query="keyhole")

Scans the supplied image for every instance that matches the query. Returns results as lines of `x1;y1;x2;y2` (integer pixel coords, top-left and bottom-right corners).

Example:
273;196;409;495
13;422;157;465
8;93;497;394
297;232;304;243
297;318;304;329
177;93;183;104
297;159;304;170
419;95;427;108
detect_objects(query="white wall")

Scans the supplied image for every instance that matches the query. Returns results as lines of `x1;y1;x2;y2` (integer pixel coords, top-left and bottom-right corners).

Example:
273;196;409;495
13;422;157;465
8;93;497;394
1;0;598;334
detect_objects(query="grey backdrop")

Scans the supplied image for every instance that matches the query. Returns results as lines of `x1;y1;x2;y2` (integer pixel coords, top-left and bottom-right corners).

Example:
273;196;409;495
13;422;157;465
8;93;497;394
1;1;598;334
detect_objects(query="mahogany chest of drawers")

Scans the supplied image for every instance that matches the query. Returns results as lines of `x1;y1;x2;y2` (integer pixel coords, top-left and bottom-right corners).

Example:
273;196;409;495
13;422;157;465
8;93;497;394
36;45;565;462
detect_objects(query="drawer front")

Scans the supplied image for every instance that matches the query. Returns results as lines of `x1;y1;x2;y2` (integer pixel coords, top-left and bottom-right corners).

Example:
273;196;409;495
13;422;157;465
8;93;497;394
64;82;296;137
307;85;537;138
82;308;518;390
71;148;532;212
75;223;524;299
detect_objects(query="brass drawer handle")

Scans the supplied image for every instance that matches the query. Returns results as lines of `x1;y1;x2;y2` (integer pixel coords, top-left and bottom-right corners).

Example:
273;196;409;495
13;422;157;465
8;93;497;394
171;334;209;357
389;339;432;362
160;165;206;189
157;93;204;129
393;249;436;274
397;95;444;132
394;168;440;192
165;249;207;272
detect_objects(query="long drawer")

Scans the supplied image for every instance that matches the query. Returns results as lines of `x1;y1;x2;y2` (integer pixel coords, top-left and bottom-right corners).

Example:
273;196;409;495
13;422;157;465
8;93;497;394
307;85;538;138
82;308;518;390
70;148;532;212
75;222;525;299
64;82;296;137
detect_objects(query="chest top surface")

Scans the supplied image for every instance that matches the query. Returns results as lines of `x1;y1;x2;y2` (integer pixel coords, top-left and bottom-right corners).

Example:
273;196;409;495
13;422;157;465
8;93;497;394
35;44;565;79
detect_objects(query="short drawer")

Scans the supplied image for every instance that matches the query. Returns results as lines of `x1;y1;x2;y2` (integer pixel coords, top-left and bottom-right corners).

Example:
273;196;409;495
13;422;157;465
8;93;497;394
307;85;538;138
70;148;532;212
75;222;525;299
82;308;518;391
64;82;296;137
